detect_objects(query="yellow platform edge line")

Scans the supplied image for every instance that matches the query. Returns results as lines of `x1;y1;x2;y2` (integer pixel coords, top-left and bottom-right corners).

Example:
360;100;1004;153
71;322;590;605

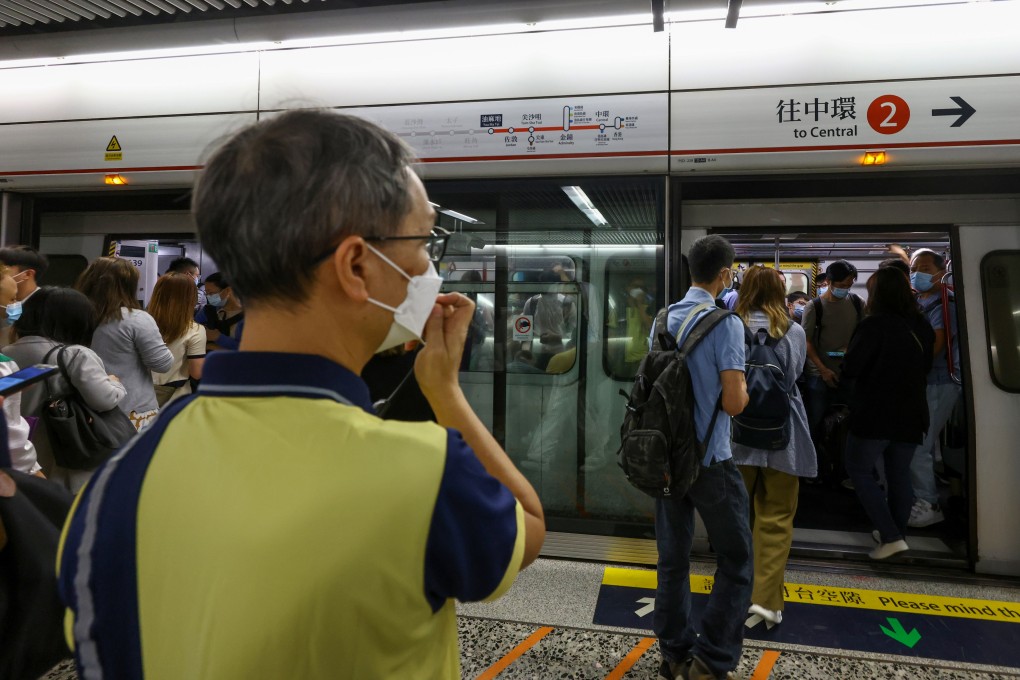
601;567;1020;625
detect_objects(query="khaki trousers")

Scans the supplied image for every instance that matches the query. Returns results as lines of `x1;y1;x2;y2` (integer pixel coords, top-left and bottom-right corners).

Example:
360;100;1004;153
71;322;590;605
738;465;799;612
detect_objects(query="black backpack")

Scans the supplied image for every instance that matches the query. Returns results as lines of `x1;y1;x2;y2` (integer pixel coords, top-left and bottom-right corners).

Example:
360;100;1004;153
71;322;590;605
732;323;792;450
618;303;732;499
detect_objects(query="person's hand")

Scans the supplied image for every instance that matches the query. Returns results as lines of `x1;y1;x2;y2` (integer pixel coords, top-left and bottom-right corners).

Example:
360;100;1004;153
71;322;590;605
415;292;475;402
820;367;838;388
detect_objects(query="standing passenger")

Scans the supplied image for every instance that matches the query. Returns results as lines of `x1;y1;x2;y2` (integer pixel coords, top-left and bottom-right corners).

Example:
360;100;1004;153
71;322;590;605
842;268;934;559
148;273;207;406
3;287;127;492
731;266;816;629
651;235;751;680
75;257;174;431
908;248;961;528
56;110;544;679
196;272;244;351
800;260;863;483
0;245;47;303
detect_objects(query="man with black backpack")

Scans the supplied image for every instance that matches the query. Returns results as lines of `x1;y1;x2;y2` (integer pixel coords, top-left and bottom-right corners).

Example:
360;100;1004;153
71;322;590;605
800;260;863;484
649;235;751;680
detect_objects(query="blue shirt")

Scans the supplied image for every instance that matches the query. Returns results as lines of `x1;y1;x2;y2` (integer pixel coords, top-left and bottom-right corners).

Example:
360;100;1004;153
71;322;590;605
918;291;960;385
650;287;745;465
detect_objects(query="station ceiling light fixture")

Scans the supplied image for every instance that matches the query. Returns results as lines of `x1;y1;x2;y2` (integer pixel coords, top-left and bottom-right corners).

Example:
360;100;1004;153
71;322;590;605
861;151;887;166
562;185;609;227
104;174;128;185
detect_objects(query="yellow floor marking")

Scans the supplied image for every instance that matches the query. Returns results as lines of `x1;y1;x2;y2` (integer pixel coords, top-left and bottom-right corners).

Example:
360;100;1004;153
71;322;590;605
475;626;553;680
751;650;781;680
604;636;656;679
601;567;1020;624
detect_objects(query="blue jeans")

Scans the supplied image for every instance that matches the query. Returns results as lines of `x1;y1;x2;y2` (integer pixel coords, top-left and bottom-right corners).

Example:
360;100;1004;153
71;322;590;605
845;434;915;543
911;383;962;506
654;459;753;676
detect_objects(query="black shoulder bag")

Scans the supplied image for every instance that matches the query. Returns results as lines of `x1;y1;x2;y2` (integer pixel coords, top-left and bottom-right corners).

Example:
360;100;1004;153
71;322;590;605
41;346;137;470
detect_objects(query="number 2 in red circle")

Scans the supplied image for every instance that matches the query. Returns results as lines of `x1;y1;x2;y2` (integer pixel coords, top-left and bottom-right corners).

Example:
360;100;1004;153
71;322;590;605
868;95;910;134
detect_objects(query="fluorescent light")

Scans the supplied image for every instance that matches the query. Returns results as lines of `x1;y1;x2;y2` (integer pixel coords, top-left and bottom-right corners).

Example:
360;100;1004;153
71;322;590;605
561;186;609;228
438;208;484;225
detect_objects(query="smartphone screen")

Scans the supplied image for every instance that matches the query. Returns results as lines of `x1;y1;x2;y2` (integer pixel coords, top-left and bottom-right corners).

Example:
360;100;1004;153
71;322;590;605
0;364;58;398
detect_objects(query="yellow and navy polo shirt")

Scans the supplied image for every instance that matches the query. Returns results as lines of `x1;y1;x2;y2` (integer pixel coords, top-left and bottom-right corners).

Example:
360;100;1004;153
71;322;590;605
57;351;526;679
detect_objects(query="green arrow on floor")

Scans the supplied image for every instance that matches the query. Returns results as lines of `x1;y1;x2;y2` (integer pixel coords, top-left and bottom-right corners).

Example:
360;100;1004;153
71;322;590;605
880;617;922;648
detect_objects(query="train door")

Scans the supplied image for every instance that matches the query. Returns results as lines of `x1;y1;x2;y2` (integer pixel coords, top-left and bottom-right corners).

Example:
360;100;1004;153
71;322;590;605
954;225;1020;575
429;176;665;556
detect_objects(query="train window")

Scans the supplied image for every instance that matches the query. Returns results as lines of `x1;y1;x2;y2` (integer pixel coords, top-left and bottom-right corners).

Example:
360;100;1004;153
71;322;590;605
605;255;660;380
981;250;1020;392
508;256;579;374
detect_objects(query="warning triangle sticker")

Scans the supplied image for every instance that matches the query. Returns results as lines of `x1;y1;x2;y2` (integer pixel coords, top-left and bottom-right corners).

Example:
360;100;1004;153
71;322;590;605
106;136;122;152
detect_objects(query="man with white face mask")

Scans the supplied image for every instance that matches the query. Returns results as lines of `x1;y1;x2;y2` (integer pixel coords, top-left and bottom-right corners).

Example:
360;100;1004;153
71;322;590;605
55;110;544;680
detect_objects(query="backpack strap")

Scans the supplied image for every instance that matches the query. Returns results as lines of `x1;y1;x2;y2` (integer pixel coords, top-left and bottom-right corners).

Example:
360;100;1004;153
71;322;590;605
679;306;732;356
940;287;961;384
810;297;824;348
850;293;863;322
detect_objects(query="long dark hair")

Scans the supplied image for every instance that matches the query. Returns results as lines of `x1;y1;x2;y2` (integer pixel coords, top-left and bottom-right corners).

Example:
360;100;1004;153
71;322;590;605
866;267;922;319
13;286;97;346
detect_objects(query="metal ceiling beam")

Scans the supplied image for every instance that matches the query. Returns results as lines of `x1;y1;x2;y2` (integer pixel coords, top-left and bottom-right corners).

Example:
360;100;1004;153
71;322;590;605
144;0;184;13
0;8;22;24
0;0;50;23
29;0;86;21
122;0;166;15
3;0;62;22
181;0;208;11
48;0;96;19
101;0;143;16
76;0;127;18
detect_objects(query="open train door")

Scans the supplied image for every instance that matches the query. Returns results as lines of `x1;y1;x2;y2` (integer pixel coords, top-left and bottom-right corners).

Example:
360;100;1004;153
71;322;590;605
954;224;1020;576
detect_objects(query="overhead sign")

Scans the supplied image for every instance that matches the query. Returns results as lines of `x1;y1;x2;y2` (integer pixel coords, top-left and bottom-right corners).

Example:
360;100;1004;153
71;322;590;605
105;135;122;162
512;315;534;341
671;76;1020;170
347;93;668;162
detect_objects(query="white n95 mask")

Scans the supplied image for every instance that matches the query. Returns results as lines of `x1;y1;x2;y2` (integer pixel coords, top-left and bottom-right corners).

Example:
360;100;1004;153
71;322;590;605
366;244;444;353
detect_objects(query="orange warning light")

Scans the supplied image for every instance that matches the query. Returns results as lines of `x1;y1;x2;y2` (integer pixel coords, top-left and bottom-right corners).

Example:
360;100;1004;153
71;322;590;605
862;151;887;166
104;174;128;185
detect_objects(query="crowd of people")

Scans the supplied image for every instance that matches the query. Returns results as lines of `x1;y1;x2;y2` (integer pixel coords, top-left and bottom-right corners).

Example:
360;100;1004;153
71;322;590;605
0;110;963;680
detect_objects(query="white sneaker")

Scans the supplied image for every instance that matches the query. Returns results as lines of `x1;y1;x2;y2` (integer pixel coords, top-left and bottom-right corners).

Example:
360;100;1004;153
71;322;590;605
744;603;783;630
872;530;881;544
908;499;944;528
870;539;909;560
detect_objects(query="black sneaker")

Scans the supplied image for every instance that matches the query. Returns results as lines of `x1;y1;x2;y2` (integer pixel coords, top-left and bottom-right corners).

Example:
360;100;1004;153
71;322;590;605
658;657;692;680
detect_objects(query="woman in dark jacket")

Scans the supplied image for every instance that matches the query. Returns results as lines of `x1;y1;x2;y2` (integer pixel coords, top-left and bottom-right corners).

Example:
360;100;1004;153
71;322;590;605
842;267;934;560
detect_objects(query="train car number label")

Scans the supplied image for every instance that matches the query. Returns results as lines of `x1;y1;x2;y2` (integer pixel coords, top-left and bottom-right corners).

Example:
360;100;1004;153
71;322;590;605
513;315;534;341
867;95;910;135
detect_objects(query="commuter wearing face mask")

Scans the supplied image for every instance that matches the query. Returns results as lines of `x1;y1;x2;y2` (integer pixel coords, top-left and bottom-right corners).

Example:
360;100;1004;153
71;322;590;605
196;271;244;351
0;266;41;476
907;248;961;528
56;111;544;679
167;256;206;309
787;292;808;322
800;260;864;483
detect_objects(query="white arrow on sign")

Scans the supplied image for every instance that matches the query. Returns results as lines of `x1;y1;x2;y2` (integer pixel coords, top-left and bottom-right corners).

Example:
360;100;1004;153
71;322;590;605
635;597;655;617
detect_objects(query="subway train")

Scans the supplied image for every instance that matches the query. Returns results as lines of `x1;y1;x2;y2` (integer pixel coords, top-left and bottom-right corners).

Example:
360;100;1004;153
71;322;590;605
1;0;1018;578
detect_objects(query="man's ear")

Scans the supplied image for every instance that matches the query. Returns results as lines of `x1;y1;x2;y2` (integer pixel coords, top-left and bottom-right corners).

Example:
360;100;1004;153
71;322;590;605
333;235;371;303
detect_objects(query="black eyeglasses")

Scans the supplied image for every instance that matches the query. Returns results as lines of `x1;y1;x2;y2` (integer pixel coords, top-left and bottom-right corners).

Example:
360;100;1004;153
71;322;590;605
365;226;452;263
314;226;452;265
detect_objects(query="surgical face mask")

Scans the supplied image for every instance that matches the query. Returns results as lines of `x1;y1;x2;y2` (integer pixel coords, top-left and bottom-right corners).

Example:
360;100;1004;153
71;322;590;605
818;285;828;297
911;271;935;292
366;244;444;353
831;286;850;300
630;288;644;299
793;304;805;320
718;272;734;299
207;292;225;307
4;301;21;325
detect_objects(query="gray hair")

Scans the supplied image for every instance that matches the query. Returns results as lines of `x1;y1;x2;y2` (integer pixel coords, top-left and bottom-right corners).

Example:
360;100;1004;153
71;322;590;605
910;247;946;270
192;110;416;304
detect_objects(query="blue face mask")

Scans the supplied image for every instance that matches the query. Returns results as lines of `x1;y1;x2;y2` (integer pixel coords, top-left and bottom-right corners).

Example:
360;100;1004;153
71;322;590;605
911;271;935;292
793;305;805;320
207;293;224;308
818;285;828;297
4;301;21;325
718;272;734;299
831;287;850;300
